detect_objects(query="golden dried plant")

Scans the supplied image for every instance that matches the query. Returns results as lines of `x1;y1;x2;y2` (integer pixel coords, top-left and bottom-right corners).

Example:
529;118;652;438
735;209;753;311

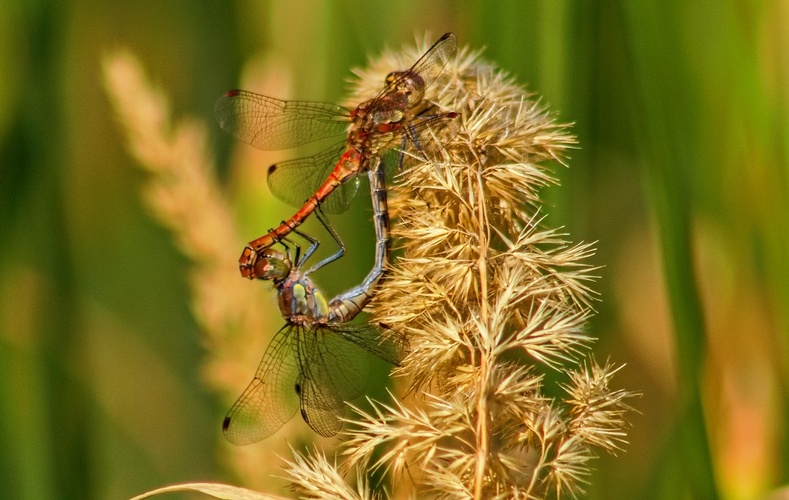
102;51;316;493
106;35;635;500
332;37;635;499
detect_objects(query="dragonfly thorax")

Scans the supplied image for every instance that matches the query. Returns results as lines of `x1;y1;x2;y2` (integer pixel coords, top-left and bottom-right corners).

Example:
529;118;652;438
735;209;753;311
277;272;331;326
348;95;409;153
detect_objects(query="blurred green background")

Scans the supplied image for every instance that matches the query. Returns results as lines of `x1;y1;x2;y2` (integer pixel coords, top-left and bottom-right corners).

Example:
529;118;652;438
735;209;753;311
1;1;787;498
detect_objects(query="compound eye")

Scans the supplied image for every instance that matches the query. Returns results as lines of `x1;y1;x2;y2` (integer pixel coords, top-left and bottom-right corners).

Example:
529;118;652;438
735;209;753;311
253;251;291;281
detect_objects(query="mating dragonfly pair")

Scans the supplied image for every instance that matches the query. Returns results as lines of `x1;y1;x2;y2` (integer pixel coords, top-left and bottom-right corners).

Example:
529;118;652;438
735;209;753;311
215;33;458;444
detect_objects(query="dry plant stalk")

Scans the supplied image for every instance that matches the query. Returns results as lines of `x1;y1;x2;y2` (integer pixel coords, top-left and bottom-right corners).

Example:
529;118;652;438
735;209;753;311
102;51;314;493
105;37;634;500
328;39;635;499
102;51;250;342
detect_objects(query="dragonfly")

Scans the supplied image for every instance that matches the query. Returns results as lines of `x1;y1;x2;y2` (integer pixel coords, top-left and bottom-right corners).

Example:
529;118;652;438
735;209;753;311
215;32;458;280
223;166;404;444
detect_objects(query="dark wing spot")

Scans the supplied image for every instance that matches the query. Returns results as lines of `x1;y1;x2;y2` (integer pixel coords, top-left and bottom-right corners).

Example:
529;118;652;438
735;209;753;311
222;415;232;432
267;164;278;175
300;408;309;423
225;89;241;97
294;382;302;395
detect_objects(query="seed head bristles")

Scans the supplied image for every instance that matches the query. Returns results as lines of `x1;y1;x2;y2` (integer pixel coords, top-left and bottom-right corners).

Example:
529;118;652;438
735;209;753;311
281;446;374;500
339;36;635;498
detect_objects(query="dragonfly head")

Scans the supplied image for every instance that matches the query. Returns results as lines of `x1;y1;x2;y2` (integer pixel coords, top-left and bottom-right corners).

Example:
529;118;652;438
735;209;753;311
385;70;426;97
255;249;292;282
239;246;292;281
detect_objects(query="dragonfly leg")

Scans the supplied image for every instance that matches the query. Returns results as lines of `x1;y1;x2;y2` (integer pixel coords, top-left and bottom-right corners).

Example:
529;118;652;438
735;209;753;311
397;133;410;170
303;207;346;276
407;105;447;153
274;234;299;265
405;122;423;154
289;226;321;268
397;130;434;209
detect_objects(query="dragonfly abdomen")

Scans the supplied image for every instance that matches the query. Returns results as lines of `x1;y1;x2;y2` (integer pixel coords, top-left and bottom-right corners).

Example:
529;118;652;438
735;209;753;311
239;149;366;279
328;163;390;323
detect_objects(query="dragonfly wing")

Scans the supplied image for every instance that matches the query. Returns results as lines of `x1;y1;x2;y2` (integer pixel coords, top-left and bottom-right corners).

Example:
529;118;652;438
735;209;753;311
370;111;459;181
404;32;457;103
215;90;349;150
402;111;461;163
322;172;361;214
327;322;409;367
222;324;300;445
294;325;371;436
267;142;358;214
374;33;457;109
379;150;401;183
298;393;343;437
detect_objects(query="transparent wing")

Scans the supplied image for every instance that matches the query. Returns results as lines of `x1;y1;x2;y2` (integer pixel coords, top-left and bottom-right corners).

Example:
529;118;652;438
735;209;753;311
267;111;456;215
327;322;409;366
266;142;361;214
297;389;344;437
400;32;457;105
373;33;457;109
222;324;299;445
215;90;349;150
379;149;402;184
381;111;461;175
403;111;461;161
294;325;372;437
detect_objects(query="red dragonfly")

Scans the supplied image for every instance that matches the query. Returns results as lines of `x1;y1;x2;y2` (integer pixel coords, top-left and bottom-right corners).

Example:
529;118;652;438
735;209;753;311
215;33;458;279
